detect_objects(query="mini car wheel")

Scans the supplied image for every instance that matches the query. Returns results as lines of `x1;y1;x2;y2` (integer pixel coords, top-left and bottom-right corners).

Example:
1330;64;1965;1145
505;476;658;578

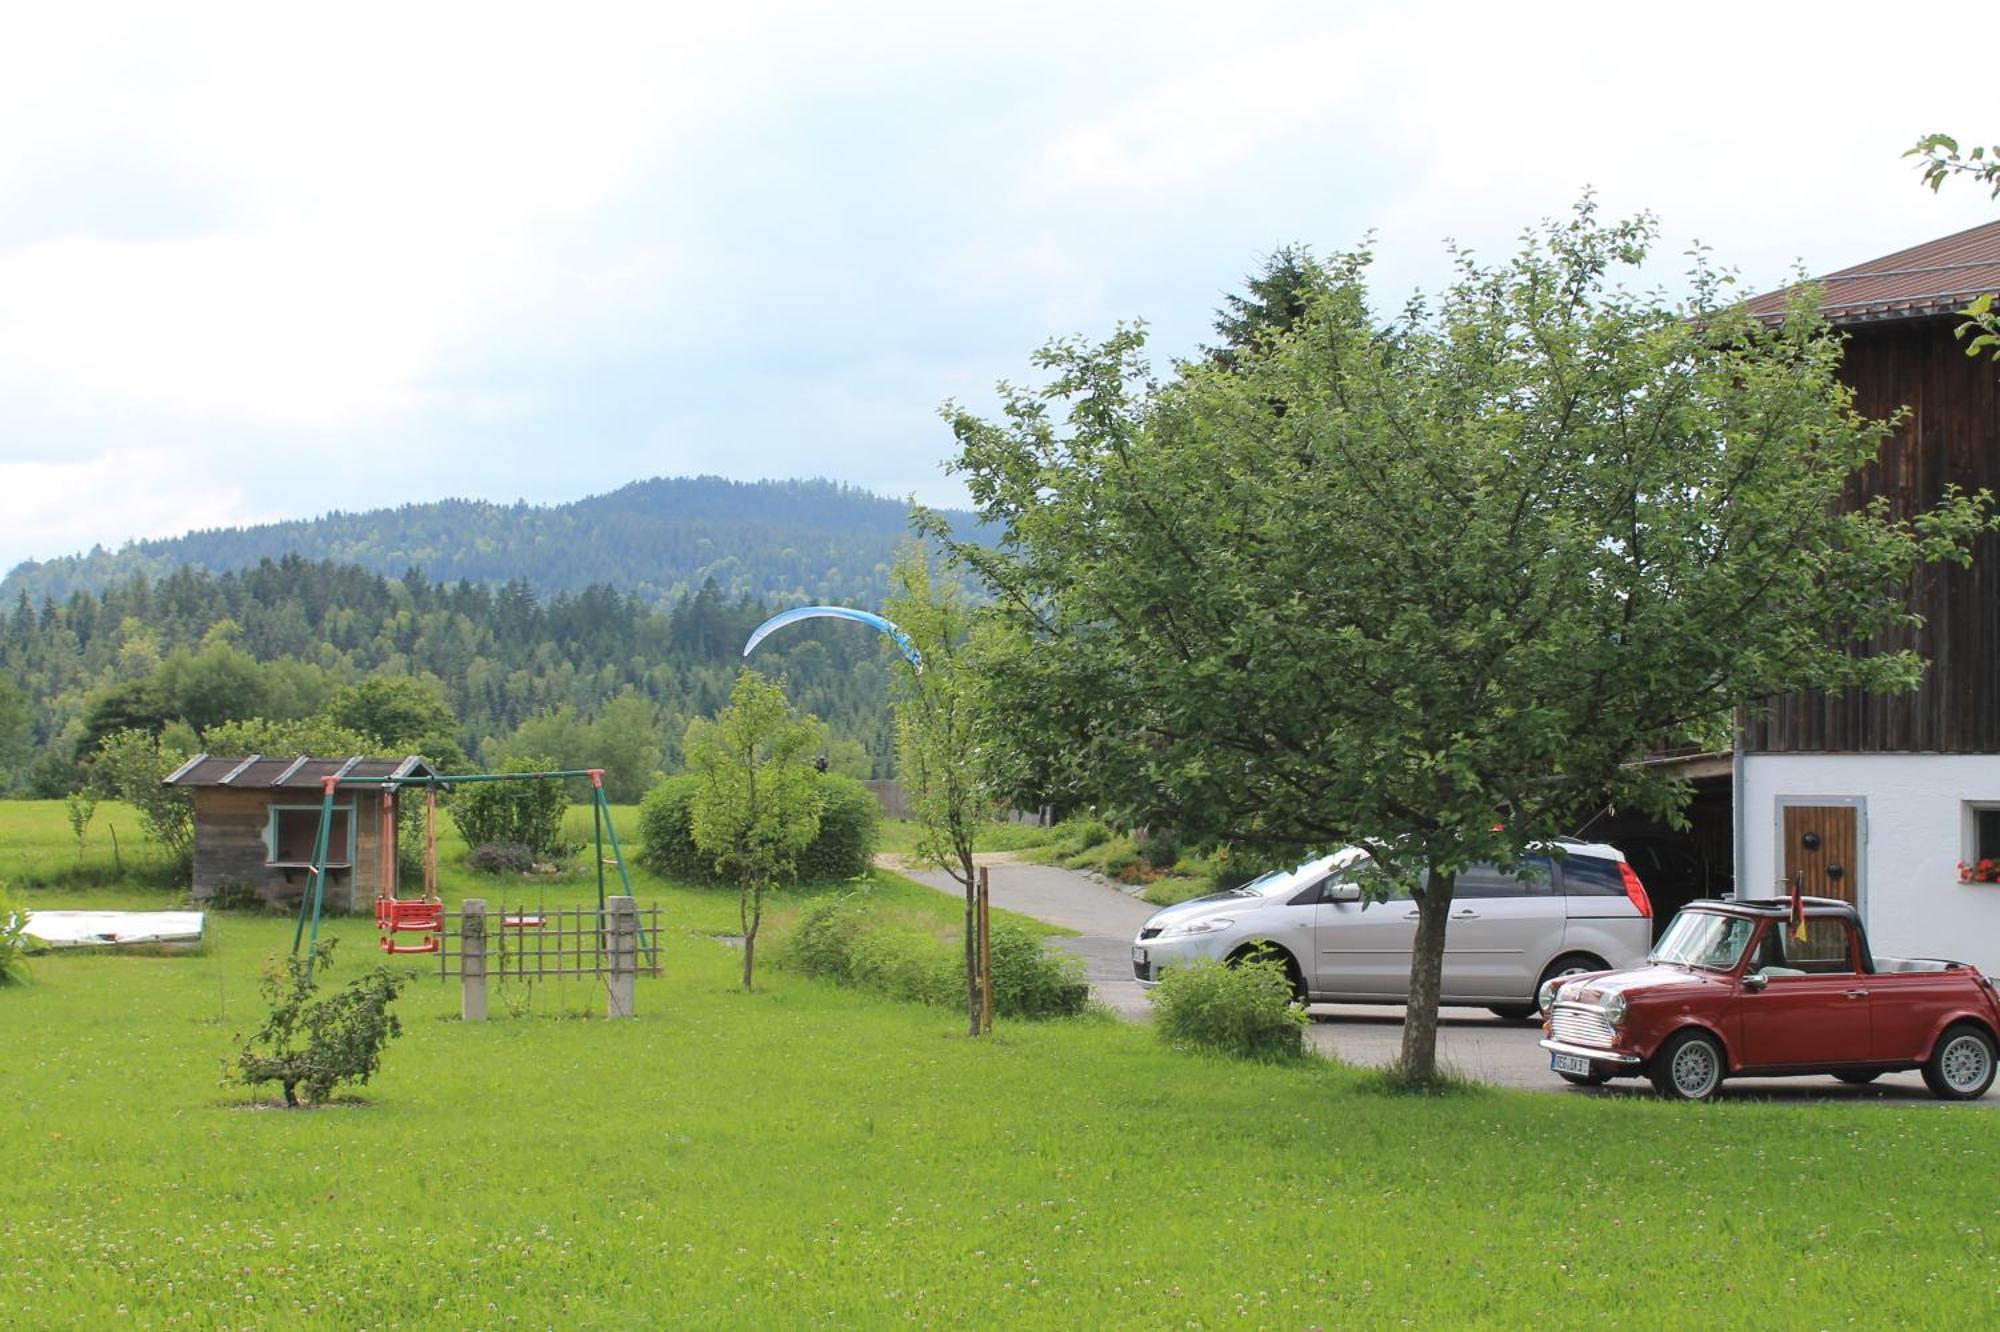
1922;1023;1997;1101
1649;1030;1725;1101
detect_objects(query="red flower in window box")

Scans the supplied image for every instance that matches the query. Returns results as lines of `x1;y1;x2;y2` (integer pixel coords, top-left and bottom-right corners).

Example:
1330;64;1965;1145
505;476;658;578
1958;859;2000;884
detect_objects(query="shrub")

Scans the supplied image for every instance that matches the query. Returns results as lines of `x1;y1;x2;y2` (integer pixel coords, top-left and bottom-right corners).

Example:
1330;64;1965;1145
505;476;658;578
988;921;1088;1018
785;895;862;980
449;757;573;858
1137;827;1180;870
784;894;1085;1018
1151;955;1307;1061
637;775;720;884
795;774;880;882
467;841;535;875
0;885;29;987
847;922;959;1006
1050;816;1113;856
234;939;411;1107
640;771;881;886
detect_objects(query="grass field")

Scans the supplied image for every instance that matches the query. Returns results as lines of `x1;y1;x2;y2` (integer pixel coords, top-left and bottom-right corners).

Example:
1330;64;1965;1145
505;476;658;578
4;799;1999;1327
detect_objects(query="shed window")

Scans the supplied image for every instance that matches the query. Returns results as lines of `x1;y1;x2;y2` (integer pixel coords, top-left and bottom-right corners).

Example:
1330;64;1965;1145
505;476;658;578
268;805;353;867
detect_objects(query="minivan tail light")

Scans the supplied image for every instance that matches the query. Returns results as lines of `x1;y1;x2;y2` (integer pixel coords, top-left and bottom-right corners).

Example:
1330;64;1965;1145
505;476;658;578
1619;862;1652;919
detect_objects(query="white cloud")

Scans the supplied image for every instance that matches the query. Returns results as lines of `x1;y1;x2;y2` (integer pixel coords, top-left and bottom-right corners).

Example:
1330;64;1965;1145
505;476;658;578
1041;32;1377;192
0;450;266;566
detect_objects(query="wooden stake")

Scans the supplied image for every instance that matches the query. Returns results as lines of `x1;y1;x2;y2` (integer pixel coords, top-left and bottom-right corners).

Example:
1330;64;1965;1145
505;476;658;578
978;865;994;1034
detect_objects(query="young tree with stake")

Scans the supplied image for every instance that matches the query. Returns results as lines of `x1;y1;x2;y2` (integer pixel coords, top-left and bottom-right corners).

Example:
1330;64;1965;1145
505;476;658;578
883;544;1002;1036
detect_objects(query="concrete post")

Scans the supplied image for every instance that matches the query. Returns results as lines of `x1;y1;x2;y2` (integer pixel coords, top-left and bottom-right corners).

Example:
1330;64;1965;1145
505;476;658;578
606;895;637;1019
461;899;488;1022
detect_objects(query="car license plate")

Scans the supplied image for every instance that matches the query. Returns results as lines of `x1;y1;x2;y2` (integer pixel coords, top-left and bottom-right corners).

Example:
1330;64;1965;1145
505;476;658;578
1550;1052;1592;1076
1131;947;1148;967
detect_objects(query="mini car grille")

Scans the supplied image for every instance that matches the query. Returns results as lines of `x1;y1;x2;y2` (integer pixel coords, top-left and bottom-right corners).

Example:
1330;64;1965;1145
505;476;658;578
1550;1006;1617;1048
1138;926;1163;941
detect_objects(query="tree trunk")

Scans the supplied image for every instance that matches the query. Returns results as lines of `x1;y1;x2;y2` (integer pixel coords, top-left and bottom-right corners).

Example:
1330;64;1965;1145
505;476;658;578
282;1079;300;1108
741;877;764;991
959;847;980;1036
1397;866;1455;1085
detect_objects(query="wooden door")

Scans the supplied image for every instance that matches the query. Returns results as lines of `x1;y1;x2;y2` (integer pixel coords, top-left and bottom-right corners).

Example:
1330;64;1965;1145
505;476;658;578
1782;805;1859;905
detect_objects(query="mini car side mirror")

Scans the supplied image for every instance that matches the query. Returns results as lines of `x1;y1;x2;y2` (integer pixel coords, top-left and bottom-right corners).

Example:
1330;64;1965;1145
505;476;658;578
1743;972;1768;992
1325;880;1362;904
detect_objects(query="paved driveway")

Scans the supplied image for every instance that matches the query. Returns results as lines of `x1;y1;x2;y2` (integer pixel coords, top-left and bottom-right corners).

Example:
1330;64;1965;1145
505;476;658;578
890;855;1978;1103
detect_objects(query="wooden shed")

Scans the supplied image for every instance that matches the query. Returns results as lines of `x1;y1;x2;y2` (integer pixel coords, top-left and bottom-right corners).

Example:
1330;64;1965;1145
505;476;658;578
165;755;437;912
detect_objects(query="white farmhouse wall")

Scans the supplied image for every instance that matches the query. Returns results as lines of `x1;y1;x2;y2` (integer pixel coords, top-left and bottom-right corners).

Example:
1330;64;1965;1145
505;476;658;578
1738;753;2000;975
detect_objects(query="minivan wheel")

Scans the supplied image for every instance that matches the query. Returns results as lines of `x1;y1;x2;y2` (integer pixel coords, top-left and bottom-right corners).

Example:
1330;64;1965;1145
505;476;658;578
1650;1030;1725;1101
1488;1005;1536;1022
1537;954;1608;992
1230;943;1308;1006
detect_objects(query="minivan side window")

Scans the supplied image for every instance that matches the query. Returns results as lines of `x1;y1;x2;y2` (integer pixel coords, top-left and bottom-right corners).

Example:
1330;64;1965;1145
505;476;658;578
1561;856;1626;896
1449;856;1553;899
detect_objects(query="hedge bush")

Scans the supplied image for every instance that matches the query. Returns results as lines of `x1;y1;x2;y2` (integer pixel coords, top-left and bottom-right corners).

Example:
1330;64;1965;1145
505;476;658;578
450;757;573;858
784;893;1088;1019
638;771;879;885
1151;955;1308;1061
794;775;880;883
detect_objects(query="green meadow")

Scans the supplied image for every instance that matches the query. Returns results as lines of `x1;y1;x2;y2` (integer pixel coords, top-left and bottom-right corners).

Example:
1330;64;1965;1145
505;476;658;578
3;799;1997;1328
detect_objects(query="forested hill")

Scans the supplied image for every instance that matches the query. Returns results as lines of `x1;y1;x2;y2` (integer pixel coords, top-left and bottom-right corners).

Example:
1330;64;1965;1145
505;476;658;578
1;555;904;796
2;476;980;607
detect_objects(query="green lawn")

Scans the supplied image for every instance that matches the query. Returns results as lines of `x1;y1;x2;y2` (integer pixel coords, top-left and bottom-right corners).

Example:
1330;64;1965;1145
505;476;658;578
3;799;1998;1326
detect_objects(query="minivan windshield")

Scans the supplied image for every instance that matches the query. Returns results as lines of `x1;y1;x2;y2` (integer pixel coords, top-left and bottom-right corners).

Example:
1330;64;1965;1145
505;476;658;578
1651;910;1756;971
1227;848;1371;898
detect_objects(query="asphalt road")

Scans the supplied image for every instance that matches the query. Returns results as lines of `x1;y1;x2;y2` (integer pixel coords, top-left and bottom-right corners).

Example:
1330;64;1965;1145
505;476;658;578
892;855;1979;1104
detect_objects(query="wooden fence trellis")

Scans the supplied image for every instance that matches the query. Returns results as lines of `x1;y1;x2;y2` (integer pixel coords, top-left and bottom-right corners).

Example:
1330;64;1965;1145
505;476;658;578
439;898;662;1020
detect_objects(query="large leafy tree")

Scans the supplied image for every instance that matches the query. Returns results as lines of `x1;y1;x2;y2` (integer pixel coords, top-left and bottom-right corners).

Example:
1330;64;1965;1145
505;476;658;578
685;670;825;991
1906;131;2000;362
883;543;1002;1036
943;204;1992;1084
326;675;467;770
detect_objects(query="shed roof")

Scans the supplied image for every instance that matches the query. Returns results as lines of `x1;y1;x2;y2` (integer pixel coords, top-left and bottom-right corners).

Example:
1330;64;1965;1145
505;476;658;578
163;755;436;789
1742;219;2000;327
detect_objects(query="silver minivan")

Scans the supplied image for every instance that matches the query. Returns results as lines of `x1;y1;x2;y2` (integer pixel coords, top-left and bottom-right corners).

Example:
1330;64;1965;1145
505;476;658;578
1130;840;1653;1019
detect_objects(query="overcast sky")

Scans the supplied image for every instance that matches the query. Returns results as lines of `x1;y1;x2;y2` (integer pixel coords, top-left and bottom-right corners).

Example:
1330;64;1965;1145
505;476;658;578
4;0;1994;573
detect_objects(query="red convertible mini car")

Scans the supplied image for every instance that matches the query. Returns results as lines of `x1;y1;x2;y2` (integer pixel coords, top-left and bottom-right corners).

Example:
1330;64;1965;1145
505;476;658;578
1538;897;2000;1101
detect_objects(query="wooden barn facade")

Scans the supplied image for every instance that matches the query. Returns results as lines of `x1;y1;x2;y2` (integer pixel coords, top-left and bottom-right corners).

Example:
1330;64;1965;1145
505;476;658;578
165;755;436;912
1733;219;2000;972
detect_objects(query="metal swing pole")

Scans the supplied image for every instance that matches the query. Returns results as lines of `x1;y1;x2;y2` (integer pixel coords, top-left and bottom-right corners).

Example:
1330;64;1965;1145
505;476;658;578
293;776;340;978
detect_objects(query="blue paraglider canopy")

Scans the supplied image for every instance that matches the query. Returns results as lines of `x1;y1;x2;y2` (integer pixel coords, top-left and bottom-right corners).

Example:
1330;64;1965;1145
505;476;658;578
742;605;923;670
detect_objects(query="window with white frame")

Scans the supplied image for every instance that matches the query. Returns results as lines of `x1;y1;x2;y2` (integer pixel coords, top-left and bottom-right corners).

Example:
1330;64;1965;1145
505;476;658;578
1962;803;2000;883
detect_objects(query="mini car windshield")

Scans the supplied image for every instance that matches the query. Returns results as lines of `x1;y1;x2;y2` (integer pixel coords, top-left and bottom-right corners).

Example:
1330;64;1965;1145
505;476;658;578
1651;911;1756;971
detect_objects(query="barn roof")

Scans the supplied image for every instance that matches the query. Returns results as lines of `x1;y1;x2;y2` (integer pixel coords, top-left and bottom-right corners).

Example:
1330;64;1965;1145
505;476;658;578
163;755;437;789
1742;219;2000;327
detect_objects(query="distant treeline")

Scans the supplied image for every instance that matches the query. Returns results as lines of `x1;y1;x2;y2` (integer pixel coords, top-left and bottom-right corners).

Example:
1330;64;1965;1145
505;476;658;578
1;475;980;607
0;554;903;797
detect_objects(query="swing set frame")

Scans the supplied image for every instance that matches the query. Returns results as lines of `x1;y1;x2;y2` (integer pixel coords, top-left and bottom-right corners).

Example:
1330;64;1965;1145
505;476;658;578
289;767;637;978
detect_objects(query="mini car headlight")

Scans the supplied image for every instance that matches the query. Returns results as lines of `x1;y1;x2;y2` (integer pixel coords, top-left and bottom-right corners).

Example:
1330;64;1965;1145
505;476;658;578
1161;916;1234;937
1602;991;1628;1026
1537;978;1562;1015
